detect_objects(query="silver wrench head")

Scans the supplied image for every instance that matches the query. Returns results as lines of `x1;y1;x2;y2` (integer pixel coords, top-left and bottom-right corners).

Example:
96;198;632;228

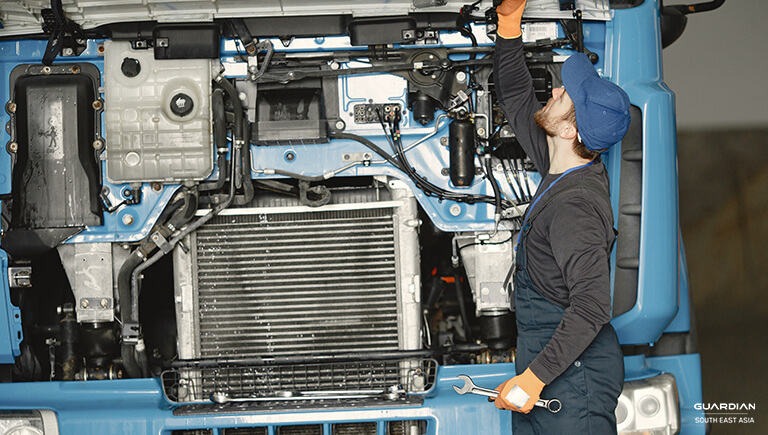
452;374;475;395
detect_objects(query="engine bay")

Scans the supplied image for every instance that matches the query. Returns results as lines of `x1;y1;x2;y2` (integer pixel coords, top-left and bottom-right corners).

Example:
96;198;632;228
0;3;609;408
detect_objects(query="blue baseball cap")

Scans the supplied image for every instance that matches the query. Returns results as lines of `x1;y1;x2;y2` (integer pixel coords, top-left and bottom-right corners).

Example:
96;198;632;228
561;53;631;151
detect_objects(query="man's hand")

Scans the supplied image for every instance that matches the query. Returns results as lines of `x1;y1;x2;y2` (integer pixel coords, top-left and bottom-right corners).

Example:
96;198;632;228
493;368;546;413
496;0;527;39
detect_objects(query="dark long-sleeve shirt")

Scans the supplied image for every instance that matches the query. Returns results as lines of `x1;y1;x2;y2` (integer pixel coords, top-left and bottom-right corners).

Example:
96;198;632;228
493;36;616;384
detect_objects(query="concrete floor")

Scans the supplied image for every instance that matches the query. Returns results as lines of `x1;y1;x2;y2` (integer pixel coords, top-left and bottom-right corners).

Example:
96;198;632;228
678;129;768;433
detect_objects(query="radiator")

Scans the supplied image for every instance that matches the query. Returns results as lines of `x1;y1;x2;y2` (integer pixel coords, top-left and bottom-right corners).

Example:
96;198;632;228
172;184;423;400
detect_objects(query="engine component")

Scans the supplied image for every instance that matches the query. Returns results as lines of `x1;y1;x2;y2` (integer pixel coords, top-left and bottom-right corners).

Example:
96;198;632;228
59;306;78;381
353;103;401;124
478;313;516;350
153;24;221;60
172;180;422;397
449;119;476;187
103;41;213;183
57;243;115;323
4;63;103;256
253;87;328;145
410;91;434;126
174;190;420;359
78;322;117;370
455;231;515;317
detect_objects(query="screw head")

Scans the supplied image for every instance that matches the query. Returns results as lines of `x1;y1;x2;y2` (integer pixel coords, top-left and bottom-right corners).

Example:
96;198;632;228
285;151;295;162
122;214;134;226
441;168;449;176
7;103;16;113
456;71;467;82
81;299;90;308
9;142;18;153
449;204;462;216
477;127;486;137
335;120;345;130
440;137;449;146
92;139;103;150
92;100;103;110
100;299;109;308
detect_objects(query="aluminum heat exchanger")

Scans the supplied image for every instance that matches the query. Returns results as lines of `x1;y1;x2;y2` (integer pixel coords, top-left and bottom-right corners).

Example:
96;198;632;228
171;188;423;399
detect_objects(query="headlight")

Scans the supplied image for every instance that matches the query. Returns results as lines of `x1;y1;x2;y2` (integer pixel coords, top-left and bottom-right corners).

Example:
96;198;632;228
0;411;58;435
615;373;680;435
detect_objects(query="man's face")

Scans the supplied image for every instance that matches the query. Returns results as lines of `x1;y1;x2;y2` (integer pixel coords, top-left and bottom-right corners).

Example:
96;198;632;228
535;86;576;137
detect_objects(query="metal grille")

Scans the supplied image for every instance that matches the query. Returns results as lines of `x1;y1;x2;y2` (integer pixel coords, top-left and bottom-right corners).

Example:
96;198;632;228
195;207;399;359
162;359;437;403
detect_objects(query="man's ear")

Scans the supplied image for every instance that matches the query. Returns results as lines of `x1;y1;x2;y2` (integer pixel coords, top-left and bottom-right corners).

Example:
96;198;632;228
560;123;578;140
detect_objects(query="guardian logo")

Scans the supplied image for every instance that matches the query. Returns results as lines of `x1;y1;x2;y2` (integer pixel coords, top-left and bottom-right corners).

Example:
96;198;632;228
694;403;756;411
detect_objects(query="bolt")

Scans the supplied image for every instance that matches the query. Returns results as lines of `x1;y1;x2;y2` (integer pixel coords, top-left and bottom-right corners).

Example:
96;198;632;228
477;127;486;137
97;45;105;54
81;299;90;308
70;65;80;74
363;153;372;160
42;66;51;75
343;154;350;161
7;103;16;113
238;92;247;101
152;183;162;192
92;100;102;110
63;47;74;56
246;45;256;54
335;120;345;130
329;61;340;70
475;167;483;175
9;142;18;153
441;168;449;176
248;65;257;73
285;151;295;162
440;137;449;146
122;214;134;226
449;204;462;216
92;140;103;150
431;74;437;80
100;299;109;308
481;288;490;295
456;71;467;82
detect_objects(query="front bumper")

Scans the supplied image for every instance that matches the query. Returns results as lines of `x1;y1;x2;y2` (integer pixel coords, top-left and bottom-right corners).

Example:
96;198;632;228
0;354;704;435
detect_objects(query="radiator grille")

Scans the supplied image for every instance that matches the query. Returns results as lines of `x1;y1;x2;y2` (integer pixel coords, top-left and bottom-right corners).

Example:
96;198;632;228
195;207;400;359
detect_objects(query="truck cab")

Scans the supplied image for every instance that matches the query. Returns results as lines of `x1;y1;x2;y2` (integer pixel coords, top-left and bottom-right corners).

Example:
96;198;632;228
0;1;712;433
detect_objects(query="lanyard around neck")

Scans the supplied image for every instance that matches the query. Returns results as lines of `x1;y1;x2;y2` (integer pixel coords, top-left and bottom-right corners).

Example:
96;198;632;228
516;160;595;247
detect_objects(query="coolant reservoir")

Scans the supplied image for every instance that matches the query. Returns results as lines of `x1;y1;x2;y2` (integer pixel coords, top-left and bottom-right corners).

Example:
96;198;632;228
103;41;213;183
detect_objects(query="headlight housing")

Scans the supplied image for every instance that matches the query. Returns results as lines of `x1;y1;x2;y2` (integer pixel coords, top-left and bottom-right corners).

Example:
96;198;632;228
0;410;58;435
615;373;680;435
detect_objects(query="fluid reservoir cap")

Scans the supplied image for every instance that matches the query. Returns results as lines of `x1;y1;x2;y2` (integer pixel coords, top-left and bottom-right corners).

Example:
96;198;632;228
121;57;141;78
170;93;194;117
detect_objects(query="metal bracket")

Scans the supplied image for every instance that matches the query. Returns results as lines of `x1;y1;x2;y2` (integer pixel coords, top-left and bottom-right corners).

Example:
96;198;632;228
122;322;141;345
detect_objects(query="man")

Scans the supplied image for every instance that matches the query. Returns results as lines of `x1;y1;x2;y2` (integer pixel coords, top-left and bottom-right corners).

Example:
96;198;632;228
491;0;631;434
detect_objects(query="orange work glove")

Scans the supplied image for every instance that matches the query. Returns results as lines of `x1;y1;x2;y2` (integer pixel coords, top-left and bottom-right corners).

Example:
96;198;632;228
496;0;527;39
493;368;546;413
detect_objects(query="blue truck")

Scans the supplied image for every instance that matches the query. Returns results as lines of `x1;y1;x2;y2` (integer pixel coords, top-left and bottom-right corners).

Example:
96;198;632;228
0;0;722;433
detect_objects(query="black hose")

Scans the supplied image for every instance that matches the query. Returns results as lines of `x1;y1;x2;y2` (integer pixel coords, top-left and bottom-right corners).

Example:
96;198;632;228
215;76;243;142
117;251;143;378
485;157;502;219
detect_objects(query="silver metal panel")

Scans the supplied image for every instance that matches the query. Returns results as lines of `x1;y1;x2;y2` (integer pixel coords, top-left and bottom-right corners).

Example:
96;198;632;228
58;243;115;323
456;231;516;316
0;1;611;36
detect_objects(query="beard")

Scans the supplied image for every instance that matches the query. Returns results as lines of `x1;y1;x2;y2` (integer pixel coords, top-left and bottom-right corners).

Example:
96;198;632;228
534;106;559;137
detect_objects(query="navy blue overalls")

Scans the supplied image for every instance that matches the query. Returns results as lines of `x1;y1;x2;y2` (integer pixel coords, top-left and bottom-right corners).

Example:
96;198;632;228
511;167;624;435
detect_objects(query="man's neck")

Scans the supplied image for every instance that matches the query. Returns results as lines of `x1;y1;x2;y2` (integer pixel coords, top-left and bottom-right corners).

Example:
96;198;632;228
546;136;592;175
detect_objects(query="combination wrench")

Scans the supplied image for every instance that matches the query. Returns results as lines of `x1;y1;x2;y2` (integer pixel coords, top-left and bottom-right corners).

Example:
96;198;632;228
452;374;562;413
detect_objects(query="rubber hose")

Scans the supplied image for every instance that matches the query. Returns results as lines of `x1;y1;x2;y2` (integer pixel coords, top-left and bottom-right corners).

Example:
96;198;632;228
117;251;143;378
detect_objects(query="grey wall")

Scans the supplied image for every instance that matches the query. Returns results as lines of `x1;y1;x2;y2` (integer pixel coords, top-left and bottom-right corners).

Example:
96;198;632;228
663;0;768;131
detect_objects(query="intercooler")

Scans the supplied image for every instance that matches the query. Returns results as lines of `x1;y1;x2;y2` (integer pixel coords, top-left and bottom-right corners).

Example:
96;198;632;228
171;183;426;401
